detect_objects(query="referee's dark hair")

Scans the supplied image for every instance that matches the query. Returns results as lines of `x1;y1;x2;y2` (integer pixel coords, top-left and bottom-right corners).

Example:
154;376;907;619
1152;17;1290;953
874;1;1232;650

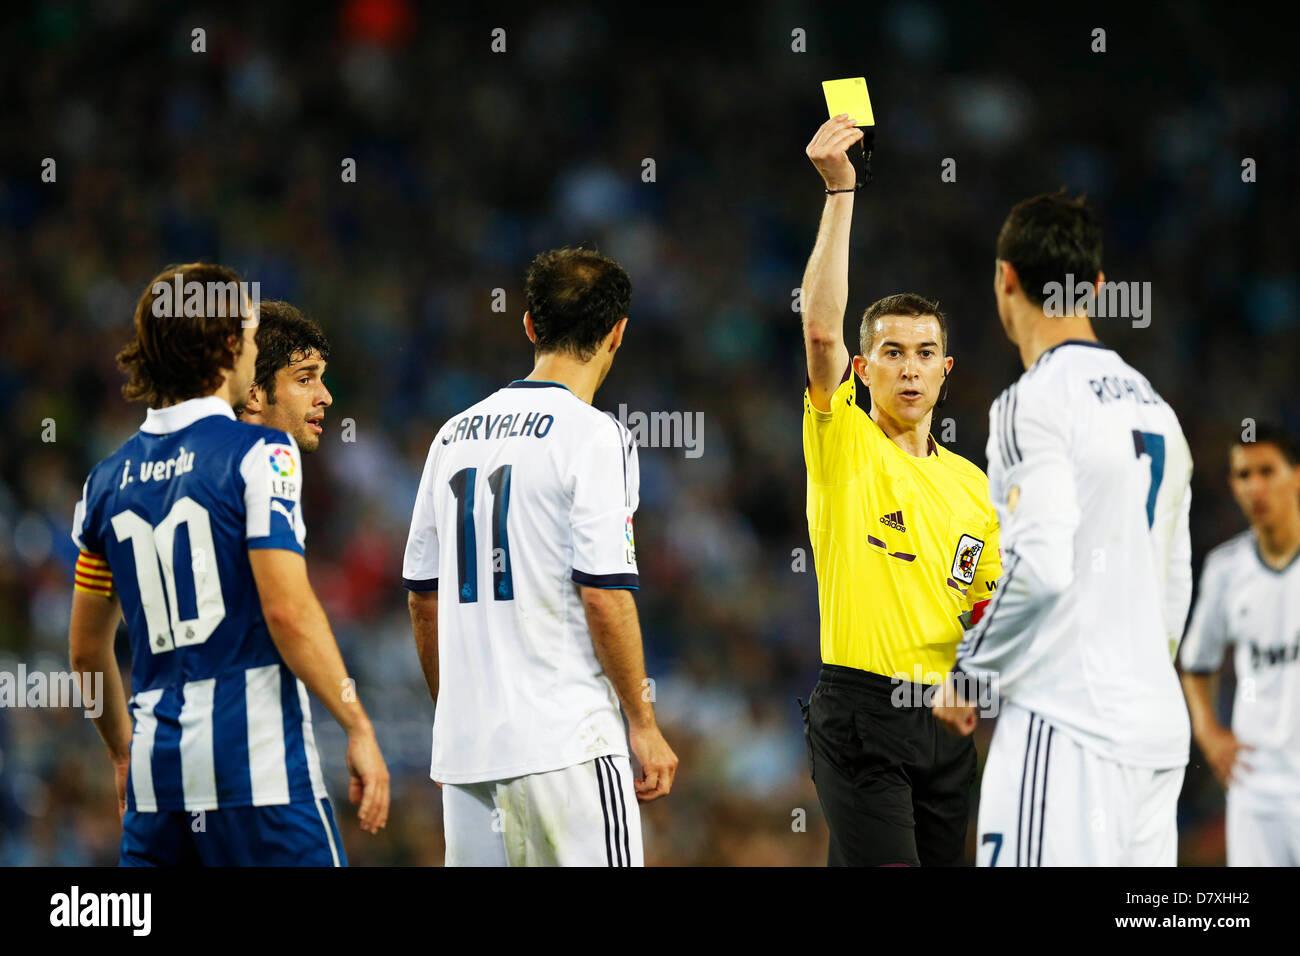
253;301;331;404
1231;422;1299;467
524;247;631;362
996;190;1103;308
859;293;948;356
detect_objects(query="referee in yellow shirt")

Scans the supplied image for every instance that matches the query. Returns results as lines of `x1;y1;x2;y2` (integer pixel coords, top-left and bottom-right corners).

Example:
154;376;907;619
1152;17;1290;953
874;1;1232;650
798;115;1002;866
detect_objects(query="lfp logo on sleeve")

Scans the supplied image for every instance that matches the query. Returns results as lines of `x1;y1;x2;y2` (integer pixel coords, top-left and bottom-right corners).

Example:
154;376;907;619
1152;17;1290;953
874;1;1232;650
268;446;299;498
269;446;296;476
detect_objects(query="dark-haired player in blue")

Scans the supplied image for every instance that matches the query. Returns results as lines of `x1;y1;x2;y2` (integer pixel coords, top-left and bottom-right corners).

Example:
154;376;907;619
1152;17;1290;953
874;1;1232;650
68;264;389;866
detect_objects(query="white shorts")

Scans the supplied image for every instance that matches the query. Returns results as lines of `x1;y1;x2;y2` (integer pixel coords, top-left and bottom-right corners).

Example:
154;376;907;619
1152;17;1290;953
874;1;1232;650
442;755;643;867
1226;788;1300;866
976;704;1184;866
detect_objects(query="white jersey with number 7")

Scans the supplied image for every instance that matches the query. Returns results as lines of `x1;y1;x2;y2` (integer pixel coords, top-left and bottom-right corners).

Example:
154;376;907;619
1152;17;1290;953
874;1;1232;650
956;340;1193;768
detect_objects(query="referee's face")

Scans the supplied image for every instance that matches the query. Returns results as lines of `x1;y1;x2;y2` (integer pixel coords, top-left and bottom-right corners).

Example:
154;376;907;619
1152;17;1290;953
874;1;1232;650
857;314;952;428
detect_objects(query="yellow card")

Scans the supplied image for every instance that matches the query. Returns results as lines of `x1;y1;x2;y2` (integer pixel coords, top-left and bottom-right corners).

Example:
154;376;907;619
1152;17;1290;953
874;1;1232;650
822;77;874;126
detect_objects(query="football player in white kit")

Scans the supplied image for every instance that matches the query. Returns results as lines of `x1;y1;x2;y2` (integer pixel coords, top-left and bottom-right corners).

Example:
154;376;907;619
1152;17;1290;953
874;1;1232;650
1180;425;1300;866
934;193;1195;866
403;247;678;866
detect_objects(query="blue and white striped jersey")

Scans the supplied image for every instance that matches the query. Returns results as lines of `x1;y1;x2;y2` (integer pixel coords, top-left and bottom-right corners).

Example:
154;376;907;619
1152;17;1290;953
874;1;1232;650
71;396;328;811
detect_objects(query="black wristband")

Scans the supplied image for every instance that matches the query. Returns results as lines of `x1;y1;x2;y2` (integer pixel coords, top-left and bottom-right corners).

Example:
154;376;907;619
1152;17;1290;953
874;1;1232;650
824;184;861;194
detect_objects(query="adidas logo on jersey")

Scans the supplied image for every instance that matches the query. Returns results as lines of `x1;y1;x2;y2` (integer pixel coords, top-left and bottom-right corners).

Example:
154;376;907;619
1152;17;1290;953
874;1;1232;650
879;510;906;532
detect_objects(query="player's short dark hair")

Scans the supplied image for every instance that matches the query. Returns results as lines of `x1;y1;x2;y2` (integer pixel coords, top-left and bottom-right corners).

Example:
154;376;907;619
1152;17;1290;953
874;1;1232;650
117;262;249;407
859;293;948;356
996;191;1103;308
524;247;631;362
253;301;330;404
1231;422;1299;467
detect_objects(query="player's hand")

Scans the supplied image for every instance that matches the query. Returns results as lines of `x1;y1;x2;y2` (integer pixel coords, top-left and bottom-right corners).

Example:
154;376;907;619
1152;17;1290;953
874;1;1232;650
346;729;390;833
1198;725;1253;788
931;676;978;737
806;114;864;191
113;756;130;822
629;721;678;802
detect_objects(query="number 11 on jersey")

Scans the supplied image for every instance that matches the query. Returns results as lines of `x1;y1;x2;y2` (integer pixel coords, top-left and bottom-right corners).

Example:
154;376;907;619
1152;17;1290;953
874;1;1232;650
448;465;514;603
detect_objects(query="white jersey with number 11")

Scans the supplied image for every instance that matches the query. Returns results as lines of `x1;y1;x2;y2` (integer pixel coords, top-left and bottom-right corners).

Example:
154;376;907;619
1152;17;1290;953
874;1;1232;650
402;380;639;785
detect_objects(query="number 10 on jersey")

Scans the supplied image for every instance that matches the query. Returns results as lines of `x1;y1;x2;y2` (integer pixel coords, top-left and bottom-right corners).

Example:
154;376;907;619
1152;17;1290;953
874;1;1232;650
448;465;514;603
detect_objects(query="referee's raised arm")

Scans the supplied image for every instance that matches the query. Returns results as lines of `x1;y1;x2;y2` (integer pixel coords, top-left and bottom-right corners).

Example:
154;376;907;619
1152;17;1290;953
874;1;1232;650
796;114;1002;867
801;114;863;412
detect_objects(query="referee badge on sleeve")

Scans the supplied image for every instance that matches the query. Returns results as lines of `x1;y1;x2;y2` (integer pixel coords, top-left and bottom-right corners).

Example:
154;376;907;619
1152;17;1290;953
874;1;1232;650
950;534;984;585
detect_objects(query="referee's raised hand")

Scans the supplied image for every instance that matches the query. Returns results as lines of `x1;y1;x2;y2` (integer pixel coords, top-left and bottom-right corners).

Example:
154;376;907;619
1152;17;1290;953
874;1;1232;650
806;114;864;191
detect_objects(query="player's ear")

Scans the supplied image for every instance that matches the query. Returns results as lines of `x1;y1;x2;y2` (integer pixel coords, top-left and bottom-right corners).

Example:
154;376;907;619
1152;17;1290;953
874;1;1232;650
243;383;263;417
522;311;537;345
608;317;628;352
996;259;1020;297
852;353;869;386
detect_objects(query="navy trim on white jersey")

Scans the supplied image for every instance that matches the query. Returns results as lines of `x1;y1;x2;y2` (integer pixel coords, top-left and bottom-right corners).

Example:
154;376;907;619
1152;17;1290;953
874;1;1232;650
992;393;1009;469
572;569;639;589
506;379;572;391
1007;385;1022;465
1253;538;1300;576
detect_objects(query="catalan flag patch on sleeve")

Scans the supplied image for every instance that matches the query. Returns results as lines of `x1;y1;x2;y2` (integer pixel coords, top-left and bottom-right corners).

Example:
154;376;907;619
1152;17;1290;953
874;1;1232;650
74;550;114;597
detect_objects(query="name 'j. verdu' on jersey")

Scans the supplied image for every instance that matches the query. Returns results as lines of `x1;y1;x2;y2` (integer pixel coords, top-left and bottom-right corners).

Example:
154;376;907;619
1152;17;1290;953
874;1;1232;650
71;396;328;813
118;446;197;486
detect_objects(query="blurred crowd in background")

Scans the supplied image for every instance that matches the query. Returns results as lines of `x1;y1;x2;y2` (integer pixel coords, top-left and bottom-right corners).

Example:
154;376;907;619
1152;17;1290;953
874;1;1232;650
0;1;1296;865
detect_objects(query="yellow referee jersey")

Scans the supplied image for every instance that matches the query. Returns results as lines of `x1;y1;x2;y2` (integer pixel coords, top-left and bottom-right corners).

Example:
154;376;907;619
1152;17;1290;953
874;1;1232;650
803;368;1001;682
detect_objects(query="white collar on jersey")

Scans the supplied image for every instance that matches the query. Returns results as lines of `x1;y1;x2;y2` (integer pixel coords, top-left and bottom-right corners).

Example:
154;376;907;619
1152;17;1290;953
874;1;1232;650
140;395;237;434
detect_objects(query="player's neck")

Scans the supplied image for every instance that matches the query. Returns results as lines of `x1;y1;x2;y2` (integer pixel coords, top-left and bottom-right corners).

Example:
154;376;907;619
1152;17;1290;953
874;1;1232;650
210;381;239;412
870;406;933;457
1255;510;1300;567
525;354;600;405
1018;313;1098;369
156;386;236;411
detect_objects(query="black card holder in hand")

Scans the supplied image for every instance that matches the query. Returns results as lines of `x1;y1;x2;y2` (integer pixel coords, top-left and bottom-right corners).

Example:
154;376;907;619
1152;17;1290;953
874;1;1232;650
854;127;875;187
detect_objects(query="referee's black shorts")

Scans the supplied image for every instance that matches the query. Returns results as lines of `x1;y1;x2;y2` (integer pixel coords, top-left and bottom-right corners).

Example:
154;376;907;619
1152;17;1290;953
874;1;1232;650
800;663;976;866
